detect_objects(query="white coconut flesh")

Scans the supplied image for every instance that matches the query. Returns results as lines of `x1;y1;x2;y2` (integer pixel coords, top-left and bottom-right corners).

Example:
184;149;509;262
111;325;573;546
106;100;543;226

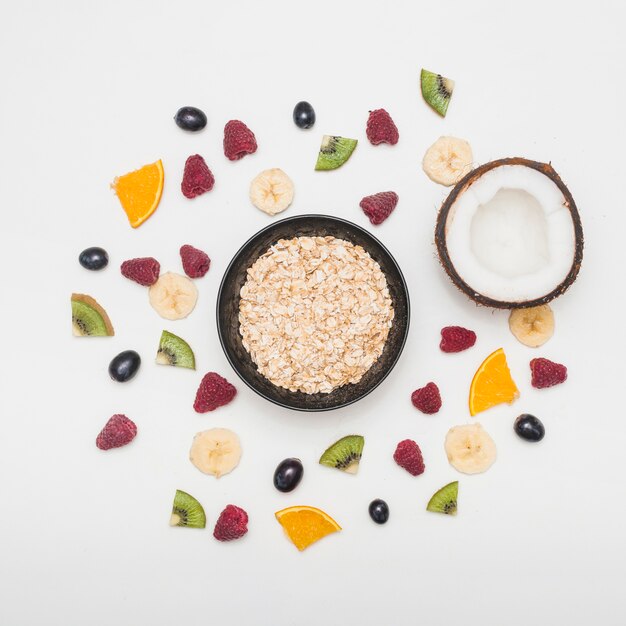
444;164;576;303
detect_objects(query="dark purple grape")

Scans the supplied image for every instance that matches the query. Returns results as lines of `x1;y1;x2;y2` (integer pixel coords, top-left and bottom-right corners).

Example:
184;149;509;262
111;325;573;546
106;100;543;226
109;350;141;383
369;499;389;524
514;414;545;442
79;247;108;271
273;458;303;492
174;106;207;132
293;101;315;129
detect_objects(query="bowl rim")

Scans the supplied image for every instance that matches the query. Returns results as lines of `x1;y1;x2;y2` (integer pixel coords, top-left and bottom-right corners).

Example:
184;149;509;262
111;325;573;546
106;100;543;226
215;214;411;412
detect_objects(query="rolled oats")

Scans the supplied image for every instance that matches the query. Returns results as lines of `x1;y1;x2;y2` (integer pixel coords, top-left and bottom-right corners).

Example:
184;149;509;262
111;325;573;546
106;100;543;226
238;236;394;394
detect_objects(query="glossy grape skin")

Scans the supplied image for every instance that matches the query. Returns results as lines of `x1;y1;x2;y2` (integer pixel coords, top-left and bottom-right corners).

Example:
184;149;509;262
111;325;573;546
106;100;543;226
273;458;304;492
514;414;545;442
108;350;141;383
79;247;109;271
369;499;389;524
292;101;315;129
174;106;207;131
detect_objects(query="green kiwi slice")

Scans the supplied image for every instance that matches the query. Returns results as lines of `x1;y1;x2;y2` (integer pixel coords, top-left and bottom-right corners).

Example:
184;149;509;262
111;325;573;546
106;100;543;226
427;481;458;515
156;330;195;369
170;489;206;528
314;135;358;170
319;435;364;474
421;69;454;117
71;293;114;336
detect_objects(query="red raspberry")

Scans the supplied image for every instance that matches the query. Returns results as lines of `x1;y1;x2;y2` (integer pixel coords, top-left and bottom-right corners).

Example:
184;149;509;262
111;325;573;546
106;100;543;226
213;505;248;541
223;120;257;161
359;191;398;225
181;154;214;198
440;326;477;353
366;109;399;145
393;439;425;476
411;382;442;414
194;372;237;412
96;414;137;450
120;257;160;286
530;358;567;389
180;244;210;278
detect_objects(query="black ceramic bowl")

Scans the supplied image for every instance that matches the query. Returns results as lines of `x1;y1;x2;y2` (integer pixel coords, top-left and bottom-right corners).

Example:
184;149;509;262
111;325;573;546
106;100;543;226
216;215;410;411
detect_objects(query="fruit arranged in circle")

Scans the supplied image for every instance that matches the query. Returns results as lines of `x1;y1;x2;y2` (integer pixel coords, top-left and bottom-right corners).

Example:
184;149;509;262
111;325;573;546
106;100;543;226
469;348;519;416
509;305;555;348
189;428;241;478
275;505;341;551
174;106;207;132
112;159;164;228
445;424;497;474
293;101;315;129
421;69;454;117
108;350;141;382
71;293;114;337
273;458;304;493
427;481;458;515
170;490;206;528
514;413;545;442
319;435;364;474
368;499;389;524
314;135;357;170
79;247;108;271
156;330;195;369
148;272;198;320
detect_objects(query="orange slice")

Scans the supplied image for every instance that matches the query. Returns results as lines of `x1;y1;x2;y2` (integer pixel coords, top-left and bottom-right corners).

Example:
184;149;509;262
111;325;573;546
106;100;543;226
112;159;164;228
275;505;341;551
469;348;519;416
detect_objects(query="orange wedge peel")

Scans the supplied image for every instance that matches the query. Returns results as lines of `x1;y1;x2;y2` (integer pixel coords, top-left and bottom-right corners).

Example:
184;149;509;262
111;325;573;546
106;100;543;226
469;348;519;416
275;505;341;551
112;159;164;228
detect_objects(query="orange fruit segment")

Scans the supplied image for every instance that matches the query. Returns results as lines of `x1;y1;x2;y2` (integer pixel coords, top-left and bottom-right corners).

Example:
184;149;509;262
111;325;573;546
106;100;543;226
275;505;341;551
469;348;519;416
112;159;164;228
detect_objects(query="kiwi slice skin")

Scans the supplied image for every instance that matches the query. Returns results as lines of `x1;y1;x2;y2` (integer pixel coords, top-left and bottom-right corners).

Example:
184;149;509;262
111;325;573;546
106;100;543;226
71;293;114;336
427;481;458;515
156;330;195;369
170;490;206;528
315;136;358;171
319;435;364;473
421;69;454;117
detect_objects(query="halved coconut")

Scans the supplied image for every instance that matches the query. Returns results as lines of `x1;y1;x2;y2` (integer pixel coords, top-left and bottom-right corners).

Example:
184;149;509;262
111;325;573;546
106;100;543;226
435;158;583;309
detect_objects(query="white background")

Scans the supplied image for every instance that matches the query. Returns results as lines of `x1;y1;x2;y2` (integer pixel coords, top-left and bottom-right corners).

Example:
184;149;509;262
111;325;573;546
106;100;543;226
1;1;625;624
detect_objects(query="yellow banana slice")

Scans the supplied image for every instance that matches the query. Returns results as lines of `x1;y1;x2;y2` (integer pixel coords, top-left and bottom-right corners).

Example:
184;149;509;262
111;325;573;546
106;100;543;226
444;423;496;474
422;136;473;186
508;304;555;348
249;168;294;215
148;272;198;320
189;428;242;478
